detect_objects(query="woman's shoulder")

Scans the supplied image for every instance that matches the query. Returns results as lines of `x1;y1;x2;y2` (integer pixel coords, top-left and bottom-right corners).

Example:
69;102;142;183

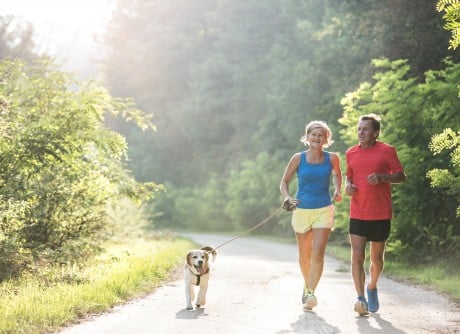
289;151;305;164
324;150;339;158
290;151;303;160
325;151;341;163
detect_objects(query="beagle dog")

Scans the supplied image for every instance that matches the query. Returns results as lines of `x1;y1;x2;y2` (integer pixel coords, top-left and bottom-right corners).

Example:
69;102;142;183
184;246;217;310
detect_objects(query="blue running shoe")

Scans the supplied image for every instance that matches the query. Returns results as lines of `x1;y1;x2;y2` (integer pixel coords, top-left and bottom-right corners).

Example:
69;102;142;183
354;296;369;316
367;287;379;313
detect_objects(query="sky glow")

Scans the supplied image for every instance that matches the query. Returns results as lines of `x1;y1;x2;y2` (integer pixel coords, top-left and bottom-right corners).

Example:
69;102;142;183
0;0;115;77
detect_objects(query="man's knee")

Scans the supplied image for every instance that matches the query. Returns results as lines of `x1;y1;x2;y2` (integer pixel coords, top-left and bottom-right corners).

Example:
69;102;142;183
351;251;365;264
370;255;384;268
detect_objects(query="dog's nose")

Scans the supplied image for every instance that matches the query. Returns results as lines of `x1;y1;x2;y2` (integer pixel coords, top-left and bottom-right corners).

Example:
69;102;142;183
198;260;203;265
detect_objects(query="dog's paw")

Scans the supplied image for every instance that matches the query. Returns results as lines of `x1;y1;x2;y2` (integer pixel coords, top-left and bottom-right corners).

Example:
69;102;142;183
186;305;193;310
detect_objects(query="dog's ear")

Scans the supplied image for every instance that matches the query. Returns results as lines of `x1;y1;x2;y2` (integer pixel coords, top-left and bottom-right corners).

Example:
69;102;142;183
186;252;192;266
210;249;217;261
200;246;217;262
200;246;213;252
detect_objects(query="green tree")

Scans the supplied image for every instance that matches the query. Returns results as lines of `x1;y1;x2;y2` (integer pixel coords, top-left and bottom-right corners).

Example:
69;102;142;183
0;58;159;278
224;152;288;234
427;0;460;217
427;128;460;217
437;0;460;49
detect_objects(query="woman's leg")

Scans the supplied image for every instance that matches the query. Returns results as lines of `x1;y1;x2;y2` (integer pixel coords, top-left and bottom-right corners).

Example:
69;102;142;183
295;230;313;290
307;228;332;292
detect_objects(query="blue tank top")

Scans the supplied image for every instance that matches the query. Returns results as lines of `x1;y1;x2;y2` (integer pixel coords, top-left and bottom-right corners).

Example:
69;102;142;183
296;151;333;209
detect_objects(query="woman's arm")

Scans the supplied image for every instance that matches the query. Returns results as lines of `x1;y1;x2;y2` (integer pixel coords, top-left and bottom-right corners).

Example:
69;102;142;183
330;152;342;202
280;153;301;210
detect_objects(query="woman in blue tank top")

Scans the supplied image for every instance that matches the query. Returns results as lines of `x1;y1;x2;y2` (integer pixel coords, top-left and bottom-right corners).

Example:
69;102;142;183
280;120;342;310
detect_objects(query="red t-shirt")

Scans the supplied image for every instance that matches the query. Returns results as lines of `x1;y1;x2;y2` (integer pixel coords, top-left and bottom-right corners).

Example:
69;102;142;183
346;141;404;220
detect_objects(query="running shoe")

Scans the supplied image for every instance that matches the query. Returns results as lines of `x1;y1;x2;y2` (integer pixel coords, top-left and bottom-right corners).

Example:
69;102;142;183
367;286;379;313
301;286;309;304
303;294;317;310
354;296;369;316
301;287;307;304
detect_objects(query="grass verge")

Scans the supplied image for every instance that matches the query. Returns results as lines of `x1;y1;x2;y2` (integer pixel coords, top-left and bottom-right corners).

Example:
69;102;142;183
0;236;195;334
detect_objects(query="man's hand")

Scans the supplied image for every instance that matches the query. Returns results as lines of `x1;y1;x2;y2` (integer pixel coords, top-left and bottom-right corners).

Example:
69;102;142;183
367;173;381;185
345;182;357;195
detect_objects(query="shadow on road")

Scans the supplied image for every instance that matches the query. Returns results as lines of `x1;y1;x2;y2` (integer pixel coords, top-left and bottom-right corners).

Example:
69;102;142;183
282;311;340;334
356;314;407;334
176;307;207;320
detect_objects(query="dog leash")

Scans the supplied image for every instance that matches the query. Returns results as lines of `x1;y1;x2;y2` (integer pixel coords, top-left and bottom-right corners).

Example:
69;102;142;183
212;206;285;251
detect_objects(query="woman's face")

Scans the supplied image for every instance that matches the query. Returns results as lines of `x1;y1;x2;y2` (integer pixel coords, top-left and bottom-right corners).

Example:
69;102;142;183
308;127;326;147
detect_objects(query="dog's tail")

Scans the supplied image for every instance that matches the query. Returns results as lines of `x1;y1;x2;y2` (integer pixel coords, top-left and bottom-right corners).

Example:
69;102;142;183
200;246;217;262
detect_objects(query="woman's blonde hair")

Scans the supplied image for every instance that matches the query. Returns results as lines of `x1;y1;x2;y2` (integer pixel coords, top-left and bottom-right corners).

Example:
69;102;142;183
300;120;334;148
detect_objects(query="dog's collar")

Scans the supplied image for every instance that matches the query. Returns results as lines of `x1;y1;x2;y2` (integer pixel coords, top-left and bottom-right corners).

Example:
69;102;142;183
187;265;209;285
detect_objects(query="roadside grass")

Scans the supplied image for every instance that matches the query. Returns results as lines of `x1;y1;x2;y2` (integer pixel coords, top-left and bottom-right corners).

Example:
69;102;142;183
0;236;195;334
327;242;460;304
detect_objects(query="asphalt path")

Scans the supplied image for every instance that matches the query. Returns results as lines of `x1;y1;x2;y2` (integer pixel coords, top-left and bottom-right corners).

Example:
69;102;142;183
60;233;460;334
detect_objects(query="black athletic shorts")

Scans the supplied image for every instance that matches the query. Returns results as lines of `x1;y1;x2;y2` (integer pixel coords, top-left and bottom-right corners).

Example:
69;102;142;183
349;219;391;242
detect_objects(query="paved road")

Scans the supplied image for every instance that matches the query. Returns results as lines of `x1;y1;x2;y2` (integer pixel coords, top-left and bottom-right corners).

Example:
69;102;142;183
60;233;459;334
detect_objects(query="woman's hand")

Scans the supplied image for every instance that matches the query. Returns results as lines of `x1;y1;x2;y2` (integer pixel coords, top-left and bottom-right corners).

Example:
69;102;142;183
282;197;300;211
333;190;342;202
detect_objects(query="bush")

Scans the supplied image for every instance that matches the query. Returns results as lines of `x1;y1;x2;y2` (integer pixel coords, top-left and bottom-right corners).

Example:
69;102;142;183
0;58;160;278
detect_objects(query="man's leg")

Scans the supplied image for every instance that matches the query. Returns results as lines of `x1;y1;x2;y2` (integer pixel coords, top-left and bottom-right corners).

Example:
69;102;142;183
350;234;368;315
369;241;385;289
367;241;385;312
350;234;367;297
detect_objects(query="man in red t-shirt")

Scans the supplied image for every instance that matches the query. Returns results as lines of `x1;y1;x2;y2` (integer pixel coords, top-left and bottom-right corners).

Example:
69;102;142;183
345;114;406;316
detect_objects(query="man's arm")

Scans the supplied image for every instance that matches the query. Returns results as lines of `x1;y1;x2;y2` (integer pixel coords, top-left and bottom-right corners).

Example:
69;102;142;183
368;172;406;185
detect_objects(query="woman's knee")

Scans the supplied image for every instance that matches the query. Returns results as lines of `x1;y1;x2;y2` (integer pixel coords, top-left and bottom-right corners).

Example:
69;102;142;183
310;247;325;263
299;252;312;265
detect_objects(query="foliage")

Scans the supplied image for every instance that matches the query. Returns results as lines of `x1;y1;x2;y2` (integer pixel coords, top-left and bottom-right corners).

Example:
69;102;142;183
155;179;231;231
224;152;288;234
0;58;160;279
437;0;460;49
434;1;460;219
427;128;460;217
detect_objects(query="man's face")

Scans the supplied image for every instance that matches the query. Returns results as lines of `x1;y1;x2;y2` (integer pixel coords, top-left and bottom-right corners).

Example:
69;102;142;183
357;119;378;147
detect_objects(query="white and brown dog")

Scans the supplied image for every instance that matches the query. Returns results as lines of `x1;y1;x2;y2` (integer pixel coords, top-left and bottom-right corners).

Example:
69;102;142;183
184;246;217;310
